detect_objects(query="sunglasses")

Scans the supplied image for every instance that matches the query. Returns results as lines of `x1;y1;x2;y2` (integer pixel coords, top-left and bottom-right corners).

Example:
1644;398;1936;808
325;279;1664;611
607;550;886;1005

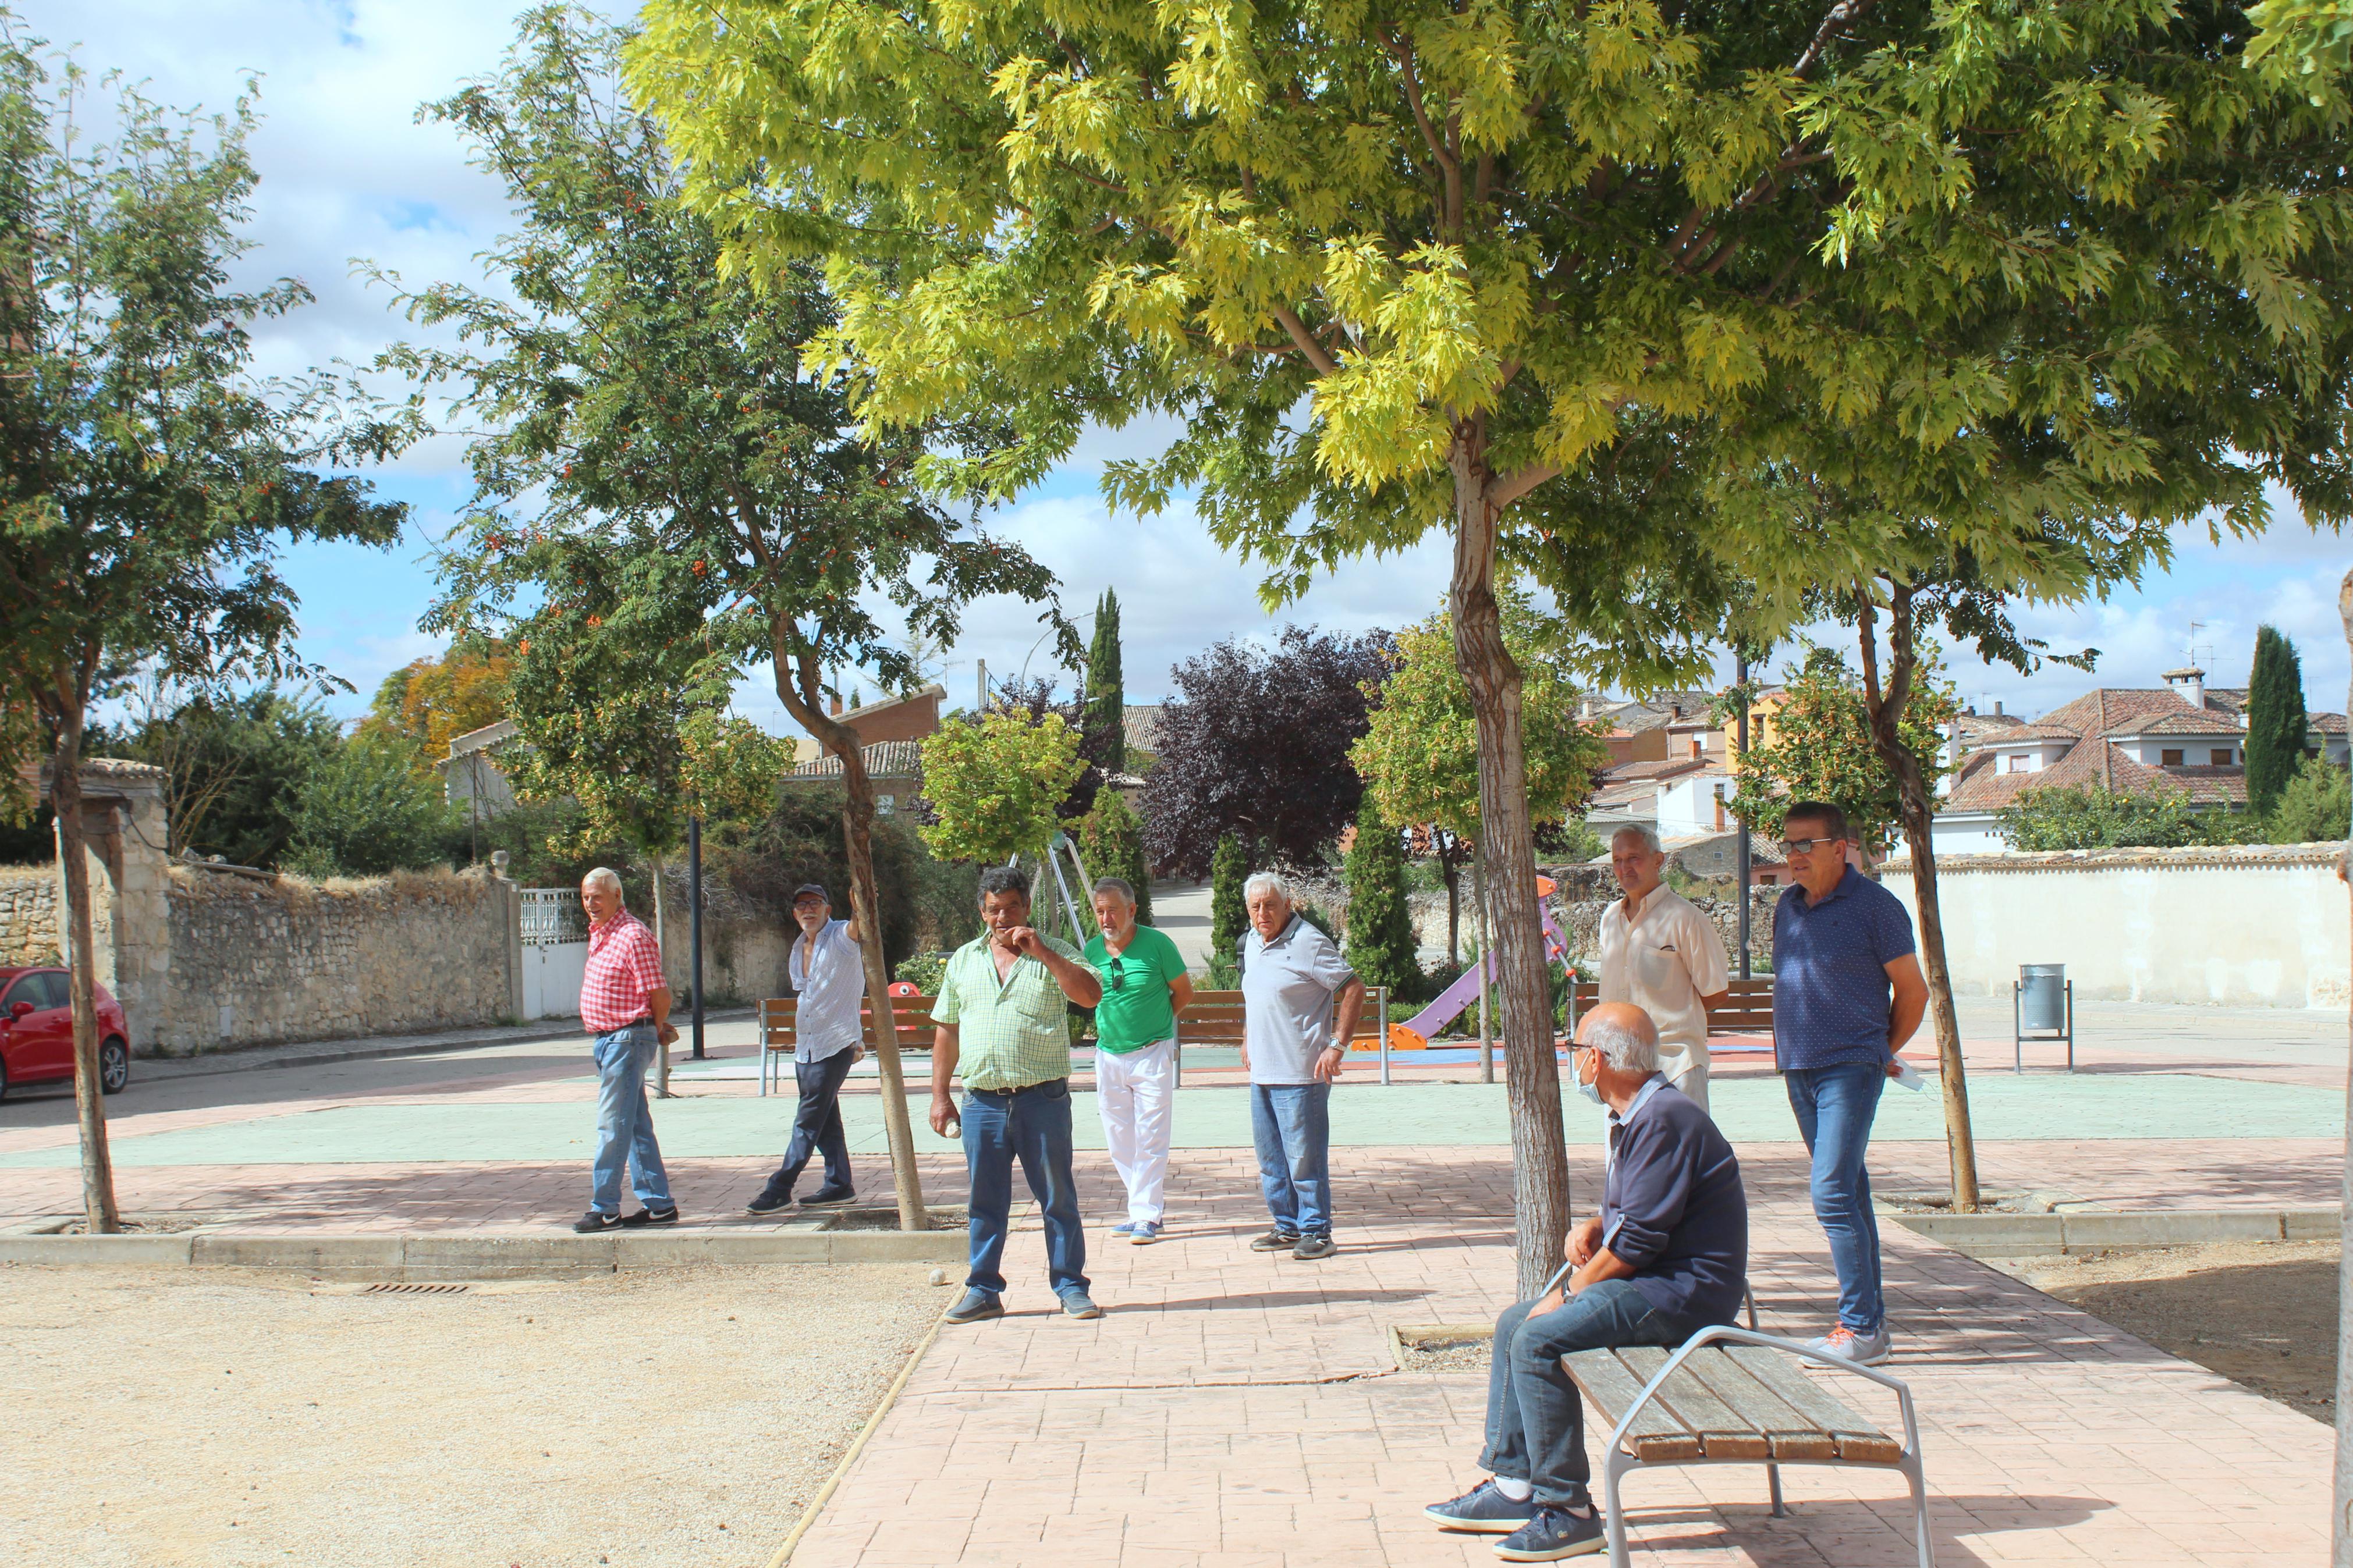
1105;955;1131;991
1776;836;1842;856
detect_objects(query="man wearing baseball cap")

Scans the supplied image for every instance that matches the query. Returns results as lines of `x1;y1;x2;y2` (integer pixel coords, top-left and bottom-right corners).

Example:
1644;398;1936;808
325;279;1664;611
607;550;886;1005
744;883;865;1213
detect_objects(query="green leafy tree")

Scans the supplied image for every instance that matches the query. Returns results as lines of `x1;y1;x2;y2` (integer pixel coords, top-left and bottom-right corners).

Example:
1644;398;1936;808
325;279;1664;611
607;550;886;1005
1729;646;1955;854
2246;626;2310;817
2248;0;2353;97
390;9;1063;1230
1997;784;2213;851
1352;599;1607;961
1078;788;1152;929
1343;801;1419;1002
283;735;460;877
1205;832;1247;988
112;681;345;866
2266;756;2352;844
918;710;1084;869
635;0;2353;1289
1083;589;1126;778
0;42;404;1231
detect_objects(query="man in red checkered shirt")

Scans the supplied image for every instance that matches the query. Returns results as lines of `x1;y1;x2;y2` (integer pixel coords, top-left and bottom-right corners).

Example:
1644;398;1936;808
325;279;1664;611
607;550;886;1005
573;867;680;1232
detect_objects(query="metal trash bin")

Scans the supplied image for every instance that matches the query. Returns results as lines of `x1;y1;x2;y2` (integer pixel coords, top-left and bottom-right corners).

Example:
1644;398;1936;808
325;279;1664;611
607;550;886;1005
2012;962;2074;1072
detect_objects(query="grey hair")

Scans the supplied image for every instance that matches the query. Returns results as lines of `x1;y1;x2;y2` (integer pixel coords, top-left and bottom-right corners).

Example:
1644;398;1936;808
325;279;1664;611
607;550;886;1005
1243;870;1291;903
1609;824;1663;855
1091;876;1136;905
1581;1010;1659;1073
977;865;1031;904
581;867;624;899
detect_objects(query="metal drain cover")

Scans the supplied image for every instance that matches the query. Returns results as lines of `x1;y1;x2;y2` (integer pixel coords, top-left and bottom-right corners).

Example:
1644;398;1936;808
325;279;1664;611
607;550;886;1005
363;1282;470;1295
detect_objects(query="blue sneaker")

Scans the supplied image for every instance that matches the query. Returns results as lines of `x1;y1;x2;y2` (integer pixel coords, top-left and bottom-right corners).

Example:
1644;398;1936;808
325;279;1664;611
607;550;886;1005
1424;1479;1534;1534
1129;1220;1163;1245
1059;1289;1105;1320
1492;1502;1605;1560
943;1288;1003;1324
1110;1219;1138;1238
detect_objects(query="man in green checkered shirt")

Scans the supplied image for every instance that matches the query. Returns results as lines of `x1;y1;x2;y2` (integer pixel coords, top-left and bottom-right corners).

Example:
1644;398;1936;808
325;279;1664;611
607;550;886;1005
929;865;1105;1325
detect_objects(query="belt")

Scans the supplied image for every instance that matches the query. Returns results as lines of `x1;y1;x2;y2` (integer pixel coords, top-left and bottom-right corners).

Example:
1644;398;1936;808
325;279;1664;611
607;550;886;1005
967;1078;1067;1100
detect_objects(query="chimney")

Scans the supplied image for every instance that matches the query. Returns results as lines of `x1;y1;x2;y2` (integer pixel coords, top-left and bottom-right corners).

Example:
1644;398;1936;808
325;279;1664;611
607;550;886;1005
1993;699;2003;716
1941;721;1960;797
830;692;843;716
2162;666;2206;709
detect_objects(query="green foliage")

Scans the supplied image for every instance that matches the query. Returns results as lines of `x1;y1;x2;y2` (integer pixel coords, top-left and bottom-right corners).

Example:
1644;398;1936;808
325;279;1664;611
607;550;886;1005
2248;0;2353;99
917;710;1084;865
1205;832;1246;988
2264;756;2351;844
2244;626;2309;817
1078;788;1151;927
1729;646;1956;855
712;785;940;969
1996;784;2227;852
893;949;950;996
1343;802;1419;1000
1547;818;1606;865
1083;589;1125;777
1294;900;1336;941
1353;598;1608;844
110;684;344;868
283;735;460;878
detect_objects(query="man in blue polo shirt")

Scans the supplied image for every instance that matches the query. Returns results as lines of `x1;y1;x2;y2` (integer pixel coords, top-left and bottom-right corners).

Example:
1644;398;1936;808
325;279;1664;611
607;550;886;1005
1771;801;1928;1367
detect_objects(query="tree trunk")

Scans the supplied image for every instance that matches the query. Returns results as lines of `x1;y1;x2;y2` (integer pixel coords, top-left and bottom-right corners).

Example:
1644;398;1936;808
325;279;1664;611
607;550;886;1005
1855;593;1979;1211
772;645;928;1232
2332;566;2352;1568
1448;423;1572;1300
49;709;119;1233
649;849;672;1098
1439;833;1461;965
1475;847;1493;1085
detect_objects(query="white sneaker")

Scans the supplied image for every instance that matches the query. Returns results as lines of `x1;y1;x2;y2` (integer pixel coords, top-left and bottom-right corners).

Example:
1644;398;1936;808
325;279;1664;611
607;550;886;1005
1805;1325;1891;1366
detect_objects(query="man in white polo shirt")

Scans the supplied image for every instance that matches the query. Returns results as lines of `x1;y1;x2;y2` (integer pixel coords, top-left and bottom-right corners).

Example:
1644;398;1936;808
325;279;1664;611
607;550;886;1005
1598;826;1730;1112
744;883;865;1213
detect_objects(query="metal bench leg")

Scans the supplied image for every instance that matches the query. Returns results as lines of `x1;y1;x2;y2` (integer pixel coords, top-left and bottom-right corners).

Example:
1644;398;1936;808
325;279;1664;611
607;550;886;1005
1601;1449;1634;1568
1904;1448;1935;1568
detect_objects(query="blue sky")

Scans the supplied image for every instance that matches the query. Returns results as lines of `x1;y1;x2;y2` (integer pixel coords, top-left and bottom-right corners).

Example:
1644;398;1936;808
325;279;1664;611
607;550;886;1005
35;0;2353;738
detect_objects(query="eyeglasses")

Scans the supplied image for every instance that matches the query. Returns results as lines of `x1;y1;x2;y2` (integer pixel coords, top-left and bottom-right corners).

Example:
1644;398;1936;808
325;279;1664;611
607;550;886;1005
1106;957;1129;991
1777;836;1841;856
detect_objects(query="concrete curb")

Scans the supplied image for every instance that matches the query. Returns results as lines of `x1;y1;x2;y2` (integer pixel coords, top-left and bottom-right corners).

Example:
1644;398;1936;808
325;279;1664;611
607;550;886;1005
0;1225;963;1277
1891;1207;2339;1257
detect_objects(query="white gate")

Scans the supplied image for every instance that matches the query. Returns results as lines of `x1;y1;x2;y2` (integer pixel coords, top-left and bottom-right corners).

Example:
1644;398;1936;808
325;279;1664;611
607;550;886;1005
519;888;588;1020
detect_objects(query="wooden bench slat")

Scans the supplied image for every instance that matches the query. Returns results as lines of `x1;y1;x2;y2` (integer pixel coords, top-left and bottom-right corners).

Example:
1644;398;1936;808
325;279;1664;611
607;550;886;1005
1612;1347;1770;1460
1681;1352;1841;1462
1560;1349;1702;1462
1723;1346;1903;1464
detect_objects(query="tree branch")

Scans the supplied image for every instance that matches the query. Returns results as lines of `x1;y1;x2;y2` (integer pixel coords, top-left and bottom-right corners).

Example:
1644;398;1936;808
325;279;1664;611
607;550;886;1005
1378;26;1463;236
1271;306;1340;375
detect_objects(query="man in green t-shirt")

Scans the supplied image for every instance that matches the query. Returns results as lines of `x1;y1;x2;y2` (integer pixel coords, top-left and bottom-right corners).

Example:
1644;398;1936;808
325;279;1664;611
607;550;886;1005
1083;876;1193;1245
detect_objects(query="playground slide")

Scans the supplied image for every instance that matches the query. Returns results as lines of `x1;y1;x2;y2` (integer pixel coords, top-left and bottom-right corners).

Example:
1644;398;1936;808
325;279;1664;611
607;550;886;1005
1386;874;1575;1051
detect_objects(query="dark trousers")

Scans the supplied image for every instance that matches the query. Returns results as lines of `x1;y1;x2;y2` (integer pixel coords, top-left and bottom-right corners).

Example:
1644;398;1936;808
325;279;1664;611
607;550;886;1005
961;1079;1088;1299
1478;1280;1682;1505
767;1049;855;1194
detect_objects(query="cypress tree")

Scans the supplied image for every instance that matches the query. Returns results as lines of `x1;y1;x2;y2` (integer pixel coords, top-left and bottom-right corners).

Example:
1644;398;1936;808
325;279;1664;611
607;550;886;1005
1083;588;1125;776
1343;801;1419;1001
1080;788;1152;927
1206;831;1246;987
2245;625;2307;817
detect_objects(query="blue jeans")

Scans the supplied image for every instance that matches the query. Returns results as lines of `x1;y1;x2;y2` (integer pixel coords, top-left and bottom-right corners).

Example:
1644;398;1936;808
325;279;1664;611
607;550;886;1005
1250;1082;1332;1239
961;1079;1088;1299
1480;1280;1683;1505
768;1048;854;1193
590;1023;672;1214
1786;1062;1887;1334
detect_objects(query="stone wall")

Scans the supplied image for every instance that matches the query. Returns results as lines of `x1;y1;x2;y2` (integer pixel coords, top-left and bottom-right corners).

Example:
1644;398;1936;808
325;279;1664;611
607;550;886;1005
151;867;517;1055
1880;844;2350;1009
0;866;59;965
1552;887;1780;975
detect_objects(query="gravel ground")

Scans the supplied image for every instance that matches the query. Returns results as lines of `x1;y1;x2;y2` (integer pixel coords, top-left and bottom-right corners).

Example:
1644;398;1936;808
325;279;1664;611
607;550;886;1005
1999;1239;2339;1421
1;1261;947;1567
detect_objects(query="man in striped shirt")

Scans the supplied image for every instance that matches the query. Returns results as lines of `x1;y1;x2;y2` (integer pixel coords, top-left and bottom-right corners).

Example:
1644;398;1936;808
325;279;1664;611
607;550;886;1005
573;867;680;1232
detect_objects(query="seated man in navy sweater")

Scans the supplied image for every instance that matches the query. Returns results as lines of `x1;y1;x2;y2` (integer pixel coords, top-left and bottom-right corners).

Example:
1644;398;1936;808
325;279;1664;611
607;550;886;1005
1426;1002;1748;1562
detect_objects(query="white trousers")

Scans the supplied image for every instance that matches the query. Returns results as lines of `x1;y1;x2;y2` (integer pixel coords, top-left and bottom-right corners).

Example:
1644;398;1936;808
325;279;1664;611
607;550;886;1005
1095;1036;1177;1224
1659;1039;1711;1115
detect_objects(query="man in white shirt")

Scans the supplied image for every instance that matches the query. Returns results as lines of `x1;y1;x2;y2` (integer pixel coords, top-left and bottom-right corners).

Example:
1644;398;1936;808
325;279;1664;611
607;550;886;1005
745;883;865;1213
1596;826;1730;1112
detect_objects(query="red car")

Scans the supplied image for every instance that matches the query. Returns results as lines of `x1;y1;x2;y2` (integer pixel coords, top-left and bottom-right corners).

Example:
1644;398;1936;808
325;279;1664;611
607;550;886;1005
0;965;130;1101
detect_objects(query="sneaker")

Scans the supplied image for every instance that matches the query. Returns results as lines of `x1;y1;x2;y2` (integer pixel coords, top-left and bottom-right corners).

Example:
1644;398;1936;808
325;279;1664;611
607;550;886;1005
800;1184;856;1207
1805;1325;1891;1366
744;1183;793;1216
1110;1220;1138;1238
1291;1233;1336;1261
943;1288;1003;1324
619;1206;679;1228
1424;1480;1534;1534
1492;1503;1605;1561
572;1210;619;1233
1059;1289;1105;1320
1128;1220;1162;1246
1249;1229;1302;1252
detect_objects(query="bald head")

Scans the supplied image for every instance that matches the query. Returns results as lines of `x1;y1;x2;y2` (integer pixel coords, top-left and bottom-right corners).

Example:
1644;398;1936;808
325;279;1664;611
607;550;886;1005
1575;1002;1659;1074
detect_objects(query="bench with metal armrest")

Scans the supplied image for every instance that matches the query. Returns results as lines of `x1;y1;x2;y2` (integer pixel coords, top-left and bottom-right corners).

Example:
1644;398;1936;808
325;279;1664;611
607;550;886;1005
756;994;936;1096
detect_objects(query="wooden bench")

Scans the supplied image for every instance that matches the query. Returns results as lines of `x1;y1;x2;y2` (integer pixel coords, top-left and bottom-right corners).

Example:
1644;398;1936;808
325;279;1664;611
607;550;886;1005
1175;987;1392;1083
1563;1324;1933;1567
1565;975;1776;1051
758;994;938;1097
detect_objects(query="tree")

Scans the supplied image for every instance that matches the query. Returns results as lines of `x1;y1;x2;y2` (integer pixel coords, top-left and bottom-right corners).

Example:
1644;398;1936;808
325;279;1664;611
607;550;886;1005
1353;600;1607;961
1078;788;1152;928
1142;627;1392;881
636;0;2353;1292
2247;626;2310;817
1997;782;2213;851
1082;589;1126;777
1728;646;1954;855
283;734;460;877
2269;756;2352;844
1343;801;1419;1001
393;8;1063;1232
360;640;514;773
1205;832;1247;988
111;681;344;866
918;710;1085;867
0;43;404;1232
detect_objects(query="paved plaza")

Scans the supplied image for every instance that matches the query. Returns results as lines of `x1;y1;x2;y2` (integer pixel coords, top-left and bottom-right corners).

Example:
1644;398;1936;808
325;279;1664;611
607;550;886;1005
0;998;2342;1565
